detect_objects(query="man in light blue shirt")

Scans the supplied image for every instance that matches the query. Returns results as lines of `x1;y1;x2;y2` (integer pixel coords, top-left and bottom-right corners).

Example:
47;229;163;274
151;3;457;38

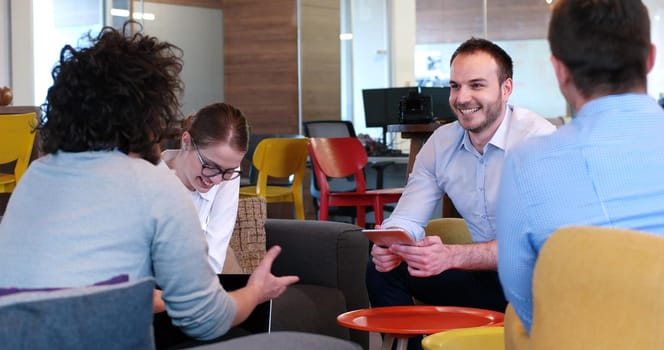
497;0;664;334
367;38;555;350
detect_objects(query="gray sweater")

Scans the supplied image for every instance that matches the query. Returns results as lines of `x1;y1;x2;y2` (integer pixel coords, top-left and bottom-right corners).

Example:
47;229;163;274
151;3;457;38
0;150;236;340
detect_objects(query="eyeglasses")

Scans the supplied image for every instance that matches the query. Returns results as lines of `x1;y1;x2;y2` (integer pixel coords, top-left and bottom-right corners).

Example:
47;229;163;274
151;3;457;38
191;140;242;181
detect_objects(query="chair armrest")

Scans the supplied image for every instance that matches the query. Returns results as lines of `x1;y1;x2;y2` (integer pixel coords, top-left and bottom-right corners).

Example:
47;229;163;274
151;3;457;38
265;218;370;311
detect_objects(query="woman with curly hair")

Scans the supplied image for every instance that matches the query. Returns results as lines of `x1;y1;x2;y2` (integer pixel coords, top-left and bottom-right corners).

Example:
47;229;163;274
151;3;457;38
161;102;249;273
0;22;297;343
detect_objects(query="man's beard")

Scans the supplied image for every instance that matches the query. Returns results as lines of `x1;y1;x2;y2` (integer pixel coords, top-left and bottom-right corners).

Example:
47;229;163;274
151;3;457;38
466;91;504;134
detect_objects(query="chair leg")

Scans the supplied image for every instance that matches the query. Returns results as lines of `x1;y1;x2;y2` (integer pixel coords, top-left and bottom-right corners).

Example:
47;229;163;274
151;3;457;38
356;206;366;228
293;191;305;220
373;199;384;226
319;197;330;221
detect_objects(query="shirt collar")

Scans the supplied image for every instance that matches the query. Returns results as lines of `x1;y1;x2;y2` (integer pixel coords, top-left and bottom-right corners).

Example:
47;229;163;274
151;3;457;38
197;185;218;201
460;104;512;154
576;93;656;120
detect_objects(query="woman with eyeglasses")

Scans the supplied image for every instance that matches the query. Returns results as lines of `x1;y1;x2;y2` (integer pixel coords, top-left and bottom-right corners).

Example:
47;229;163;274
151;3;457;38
161;102;248;273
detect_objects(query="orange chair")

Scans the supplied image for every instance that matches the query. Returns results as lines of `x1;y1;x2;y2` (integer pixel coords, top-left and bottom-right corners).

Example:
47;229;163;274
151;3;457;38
0;113;37;193
239;137;309;220
308;137;402;228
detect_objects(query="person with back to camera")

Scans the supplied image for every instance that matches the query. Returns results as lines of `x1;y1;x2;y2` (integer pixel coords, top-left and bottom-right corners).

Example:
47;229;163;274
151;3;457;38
497;0;664;334
0;21;298;343
366;38;556;350
161;102;248;274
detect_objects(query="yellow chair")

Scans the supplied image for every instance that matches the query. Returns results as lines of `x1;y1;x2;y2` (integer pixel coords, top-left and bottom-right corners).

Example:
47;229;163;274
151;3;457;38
505;226;664;350
0;113;37;193
504;304;529;350
239;137;309;220
422;326;505;350
412;218;473;306
424;217;472;244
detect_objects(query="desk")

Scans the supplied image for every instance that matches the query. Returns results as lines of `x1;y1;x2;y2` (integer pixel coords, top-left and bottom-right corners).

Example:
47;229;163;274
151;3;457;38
337;305;504;350
368;156;409;165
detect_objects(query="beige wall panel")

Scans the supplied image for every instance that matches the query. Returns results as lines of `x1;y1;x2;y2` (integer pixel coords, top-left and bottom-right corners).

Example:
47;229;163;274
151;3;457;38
224;0;299;135
301;0;340;122
146;0;223;8
416;0;484;44
416;0;550;44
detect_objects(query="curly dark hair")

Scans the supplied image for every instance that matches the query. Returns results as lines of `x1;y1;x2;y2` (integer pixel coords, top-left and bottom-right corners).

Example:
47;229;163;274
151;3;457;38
38;21;184;164
450;37;513;84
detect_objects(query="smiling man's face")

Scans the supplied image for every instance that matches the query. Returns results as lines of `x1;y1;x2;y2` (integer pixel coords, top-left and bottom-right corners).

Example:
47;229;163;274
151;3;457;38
449;51;512;134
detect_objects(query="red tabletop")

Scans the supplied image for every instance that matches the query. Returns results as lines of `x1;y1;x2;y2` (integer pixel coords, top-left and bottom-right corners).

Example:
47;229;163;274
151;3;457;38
337;305;504;337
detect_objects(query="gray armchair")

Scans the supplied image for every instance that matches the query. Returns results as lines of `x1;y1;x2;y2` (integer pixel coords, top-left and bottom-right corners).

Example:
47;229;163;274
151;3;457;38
266;218;371;350
0;277;155;350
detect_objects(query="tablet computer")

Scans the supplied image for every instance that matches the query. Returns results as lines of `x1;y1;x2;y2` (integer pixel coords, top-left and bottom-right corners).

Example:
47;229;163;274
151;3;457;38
219;274;272;333
362;228;415;247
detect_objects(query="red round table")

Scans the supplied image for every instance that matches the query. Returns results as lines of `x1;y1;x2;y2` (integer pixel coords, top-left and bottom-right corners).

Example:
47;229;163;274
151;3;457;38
337;305;504;350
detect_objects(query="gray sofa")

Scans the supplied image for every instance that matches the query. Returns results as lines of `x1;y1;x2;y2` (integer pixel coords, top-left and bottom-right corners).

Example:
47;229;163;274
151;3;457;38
266;219;371;350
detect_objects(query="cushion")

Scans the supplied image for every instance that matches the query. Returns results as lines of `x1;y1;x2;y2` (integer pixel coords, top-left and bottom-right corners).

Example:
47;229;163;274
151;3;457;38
222;246;244;274
187;331;362;350
229;197;267;272
0;274;130;297
0;277;155;350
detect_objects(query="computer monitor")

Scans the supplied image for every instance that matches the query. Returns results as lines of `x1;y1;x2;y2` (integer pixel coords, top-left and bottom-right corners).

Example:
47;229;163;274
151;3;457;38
363;87;418;144
419;86;456;122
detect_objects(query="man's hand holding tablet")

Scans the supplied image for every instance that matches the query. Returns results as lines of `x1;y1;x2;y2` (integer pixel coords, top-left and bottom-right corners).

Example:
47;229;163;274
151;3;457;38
362;228;415;248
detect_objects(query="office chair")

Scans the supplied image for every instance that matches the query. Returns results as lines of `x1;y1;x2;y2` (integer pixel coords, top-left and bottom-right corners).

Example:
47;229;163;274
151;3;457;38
0;113;37;193
504;226;664;350
239;137;309;220
307;137;402;228
302;120;396;225
302;120;357;139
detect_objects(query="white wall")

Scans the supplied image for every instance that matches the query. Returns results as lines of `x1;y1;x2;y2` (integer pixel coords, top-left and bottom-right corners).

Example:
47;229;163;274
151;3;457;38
350;0;390;140
9;0;34;105
0;0;10;87
389;0;415;88
644;0;664;99
140;2;224;117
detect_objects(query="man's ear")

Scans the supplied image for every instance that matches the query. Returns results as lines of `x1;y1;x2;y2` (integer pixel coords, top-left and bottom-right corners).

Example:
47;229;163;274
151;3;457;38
501;77;513;101
550;55;570;87
647;43;656;74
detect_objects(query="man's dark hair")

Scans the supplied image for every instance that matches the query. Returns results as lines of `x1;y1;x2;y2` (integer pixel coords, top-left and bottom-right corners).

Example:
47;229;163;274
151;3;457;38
450;37;513;83
39;21;184;164
549;0;650;98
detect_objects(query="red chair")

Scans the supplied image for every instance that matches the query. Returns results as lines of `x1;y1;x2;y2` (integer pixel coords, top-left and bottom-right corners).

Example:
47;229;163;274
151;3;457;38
308;137;403;228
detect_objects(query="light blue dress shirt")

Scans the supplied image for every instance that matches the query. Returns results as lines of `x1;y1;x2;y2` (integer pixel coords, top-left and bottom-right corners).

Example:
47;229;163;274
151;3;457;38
383;105;556;241
497;93;664;333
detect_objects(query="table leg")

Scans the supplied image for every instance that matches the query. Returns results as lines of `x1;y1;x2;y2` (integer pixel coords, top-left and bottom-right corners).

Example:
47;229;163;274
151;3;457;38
395;338;409;350
382;334;409;350
405;137;425;181
381;335;394;350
